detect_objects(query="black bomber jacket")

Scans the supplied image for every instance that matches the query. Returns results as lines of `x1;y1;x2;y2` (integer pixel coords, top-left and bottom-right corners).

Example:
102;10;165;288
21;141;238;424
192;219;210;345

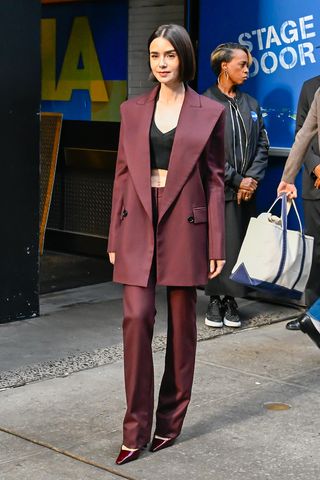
204;85;269;201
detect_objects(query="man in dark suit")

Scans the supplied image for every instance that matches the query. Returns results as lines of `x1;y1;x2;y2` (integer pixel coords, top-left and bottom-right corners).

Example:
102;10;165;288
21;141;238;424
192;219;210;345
286;75;320;330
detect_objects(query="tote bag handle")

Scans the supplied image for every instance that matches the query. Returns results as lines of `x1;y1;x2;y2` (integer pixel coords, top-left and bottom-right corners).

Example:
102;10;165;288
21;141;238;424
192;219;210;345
267;193;306;287
267;195;303;234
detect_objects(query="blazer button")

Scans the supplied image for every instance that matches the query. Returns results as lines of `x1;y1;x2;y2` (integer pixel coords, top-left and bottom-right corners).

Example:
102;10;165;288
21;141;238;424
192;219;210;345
122;209;128;218
188;216;194;223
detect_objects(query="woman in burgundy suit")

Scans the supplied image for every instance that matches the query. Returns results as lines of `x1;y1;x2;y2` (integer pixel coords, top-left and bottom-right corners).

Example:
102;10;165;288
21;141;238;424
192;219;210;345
108;24;226;465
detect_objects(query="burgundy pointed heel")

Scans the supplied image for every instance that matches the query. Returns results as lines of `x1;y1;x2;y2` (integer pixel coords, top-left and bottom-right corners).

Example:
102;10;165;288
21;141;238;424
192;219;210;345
149;436;175;452
115;446;143;465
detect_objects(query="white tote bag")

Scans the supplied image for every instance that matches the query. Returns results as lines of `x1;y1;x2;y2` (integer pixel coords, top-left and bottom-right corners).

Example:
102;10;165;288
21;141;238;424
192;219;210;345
230;194;314;299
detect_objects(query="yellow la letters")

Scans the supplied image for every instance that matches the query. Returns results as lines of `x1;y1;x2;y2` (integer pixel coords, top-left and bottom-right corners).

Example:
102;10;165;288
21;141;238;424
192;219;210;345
41;16;109;102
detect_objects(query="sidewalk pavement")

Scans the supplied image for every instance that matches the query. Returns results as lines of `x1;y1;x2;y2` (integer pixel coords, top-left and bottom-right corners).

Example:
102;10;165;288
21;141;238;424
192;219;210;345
0;283;319;479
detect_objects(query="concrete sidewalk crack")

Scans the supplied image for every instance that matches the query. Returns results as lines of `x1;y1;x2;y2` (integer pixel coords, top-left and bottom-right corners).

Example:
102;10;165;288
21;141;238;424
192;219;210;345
197;359;317;390
0;426;138;480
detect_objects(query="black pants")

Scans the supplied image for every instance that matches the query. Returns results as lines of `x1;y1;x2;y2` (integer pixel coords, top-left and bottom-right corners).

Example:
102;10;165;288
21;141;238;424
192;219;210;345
303;199;320;307
205;199;256;298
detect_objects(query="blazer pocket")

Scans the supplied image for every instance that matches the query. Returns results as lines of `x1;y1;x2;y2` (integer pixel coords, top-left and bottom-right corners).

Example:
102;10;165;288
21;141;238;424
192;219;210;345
192;206;208;224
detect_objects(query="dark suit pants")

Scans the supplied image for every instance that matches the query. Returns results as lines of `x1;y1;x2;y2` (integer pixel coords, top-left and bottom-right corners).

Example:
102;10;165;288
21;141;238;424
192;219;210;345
122;281;197;449
304;199;320;306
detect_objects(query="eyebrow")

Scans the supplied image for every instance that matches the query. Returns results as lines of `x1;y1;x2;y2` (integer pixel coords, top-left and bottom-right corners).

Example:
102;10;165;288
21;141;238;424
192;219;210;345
149;49;176;54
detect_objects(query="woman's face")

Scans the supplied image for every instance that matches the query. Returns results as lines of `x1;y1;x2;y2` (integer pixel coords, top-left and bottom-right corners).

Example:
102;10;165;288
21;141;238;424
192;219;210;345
222;49;249;86
149;36;180;86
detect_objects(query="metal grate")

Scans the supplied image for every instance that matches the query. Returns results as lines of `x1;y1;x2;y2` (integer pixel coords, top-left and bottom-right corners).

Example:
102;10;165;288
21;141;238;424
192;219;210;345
47;170;63;230
47;149;116;238
64;171;113;237
39;112;63;254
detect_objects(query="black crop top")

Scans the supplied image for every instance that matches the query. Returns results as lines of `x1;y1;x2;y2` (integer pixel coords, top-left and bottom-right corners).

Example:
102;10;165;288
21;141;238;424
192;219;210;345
150;117;176;170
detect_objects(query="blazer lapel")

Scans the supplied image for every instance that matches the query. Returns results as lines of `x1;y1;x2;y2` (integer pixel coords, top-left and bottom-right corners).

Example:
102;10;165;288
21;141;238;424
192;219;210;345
124;86;159;223
158;87;222;222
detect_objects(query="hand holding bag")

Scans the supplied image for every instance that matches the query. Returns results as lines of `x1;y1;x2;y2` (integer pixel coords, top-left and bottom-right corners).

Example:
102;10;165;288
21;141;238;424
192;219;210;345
230;193;314;299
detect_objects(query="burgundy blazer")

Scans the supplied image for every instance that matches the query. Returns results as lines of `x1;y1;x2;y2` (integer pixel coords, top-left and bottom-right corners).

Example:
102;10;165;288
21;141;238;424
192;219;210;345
108;85;226;287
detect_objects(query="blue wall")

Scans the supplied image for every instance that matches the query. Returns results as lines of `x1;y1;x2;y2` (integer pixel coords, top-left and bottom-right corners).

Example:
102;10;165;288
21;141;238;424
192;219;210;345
196;0;314;226
198;0;320;149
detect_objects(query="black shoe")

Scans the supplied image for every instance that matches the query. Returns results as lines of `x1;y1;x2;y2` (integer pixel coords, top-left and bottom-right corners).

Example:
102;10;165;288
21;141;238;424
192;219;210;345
222;297;241;327
286;319;301;331
299;313;320;349
205;296;223;327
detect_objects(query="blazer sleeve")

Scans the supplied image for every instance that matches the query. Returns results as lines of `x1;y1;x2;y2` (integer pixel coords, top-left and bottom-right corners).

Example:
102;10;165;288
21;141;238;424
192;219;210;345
107;105;128;252
296;83;320;176
204;110;226;260
282;89;319;184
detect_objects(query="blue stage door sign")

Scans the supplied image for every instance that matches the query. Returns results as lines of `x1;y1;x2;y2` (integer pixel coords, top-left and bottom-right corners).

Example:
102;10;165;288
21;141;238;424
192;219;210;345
198;0;320;148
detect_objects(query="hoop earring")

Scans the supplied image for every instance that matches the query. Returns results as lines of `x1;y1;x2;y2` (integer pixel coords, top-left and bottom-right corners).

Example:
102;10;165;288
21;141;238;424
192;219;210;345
224;69;229;80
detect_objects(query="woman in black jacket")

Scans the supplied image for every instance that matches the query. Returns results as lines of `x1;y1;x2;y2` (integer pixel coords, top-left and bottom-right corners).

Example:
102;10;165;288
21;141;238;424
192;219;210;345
204;42;269;328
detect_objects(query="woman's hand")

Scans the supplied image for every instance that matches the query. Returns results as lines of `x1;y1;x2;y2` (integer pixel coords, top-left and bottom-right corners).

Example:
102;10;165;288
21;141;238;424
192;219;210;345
239;177;258;192
108;252;116;264
237;188;253;205
313;164;320;189
277;180;297;199
208;259;225;279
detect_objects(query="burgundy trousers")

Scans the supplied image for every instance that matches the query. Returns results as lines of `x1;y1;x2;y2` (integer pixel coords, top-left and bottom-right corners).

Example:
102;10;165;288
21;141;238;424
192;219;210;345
121;188;198;448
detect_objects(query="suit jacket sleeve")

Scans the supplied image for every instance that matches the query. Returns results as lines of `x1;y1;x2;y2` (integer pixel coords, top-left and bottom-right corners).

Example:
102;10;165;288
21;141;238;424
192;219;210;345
225;159;243;188
244;104;269;181
282;89;319;183
204;110;226;260
296;83;320;176
107;105;128;252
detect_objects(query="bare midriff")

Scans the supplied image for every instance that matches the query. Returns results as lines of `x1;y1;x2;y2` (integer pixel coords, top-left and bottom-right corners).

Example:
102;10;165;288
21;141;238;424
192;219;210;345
151;168;167;187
